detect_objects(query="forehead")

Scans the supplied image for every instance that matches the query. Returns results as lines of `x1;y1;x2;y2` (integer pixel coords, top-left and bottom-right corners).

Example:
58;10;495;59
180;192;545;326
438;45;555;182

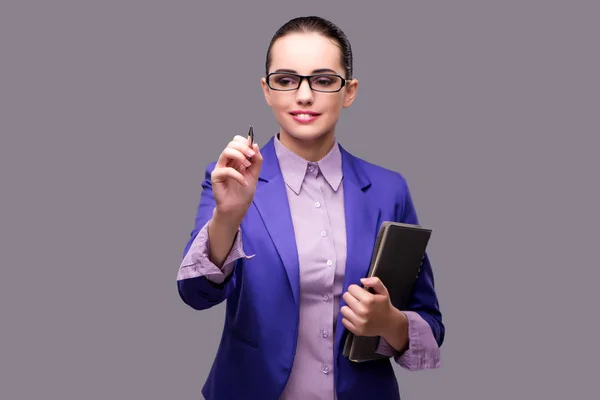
269;32;344;74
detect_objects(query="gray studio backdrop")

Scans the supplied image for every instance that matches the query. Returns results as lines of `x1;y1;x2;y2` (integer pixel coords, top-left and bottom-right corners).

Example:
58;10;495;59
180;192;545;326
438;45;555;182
1;1;598;399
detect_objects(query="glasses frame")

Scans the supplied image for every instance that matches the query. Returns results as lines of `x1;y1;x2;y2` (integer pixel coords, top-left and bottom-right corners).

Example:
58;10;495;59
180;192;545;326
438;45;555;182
266;72;351;93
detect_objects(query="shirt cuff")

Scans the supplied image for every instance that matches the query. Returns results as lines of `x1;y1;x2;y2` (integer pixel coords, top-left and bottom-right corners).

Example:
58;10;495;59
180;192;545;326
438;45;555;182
376;311;441;370
177;220;254;284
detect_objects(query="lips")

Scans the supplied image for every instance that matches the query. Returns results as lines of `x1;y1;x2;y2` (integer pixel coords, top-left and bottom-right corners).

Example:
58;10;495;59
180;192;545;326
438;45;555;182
289;110;321;123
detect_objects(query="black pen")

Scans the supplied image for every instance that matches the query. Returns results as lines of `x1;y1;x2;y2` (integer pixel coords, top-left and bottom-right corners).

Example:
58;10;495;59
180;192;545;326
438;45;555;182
246;125;254;161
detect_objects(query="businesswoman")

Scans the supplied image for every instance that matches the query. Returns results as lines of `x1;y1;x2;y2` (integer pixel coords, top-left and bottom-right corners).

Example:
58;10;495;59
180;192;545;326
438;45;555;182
177;16;444;400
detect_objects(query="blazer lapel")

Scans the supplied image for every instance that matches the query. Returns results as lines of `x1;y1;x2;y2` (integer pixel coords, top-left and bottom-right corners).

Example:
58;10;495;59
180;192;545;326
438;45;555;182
252;137;300;305
334;145;381;357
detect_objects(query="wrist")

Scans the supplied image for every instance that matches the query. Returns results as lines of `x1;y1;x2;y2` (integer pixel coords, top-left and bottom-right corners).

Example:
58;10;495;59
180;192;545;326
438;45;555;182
381;307;409;352
212;207;244;231
206;208;243;268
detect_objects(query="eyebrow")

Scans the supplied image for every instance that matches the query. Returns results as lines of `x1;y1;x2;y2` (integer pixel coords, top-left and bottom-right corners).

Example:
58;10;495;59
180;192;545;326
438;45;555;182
273;68;339;74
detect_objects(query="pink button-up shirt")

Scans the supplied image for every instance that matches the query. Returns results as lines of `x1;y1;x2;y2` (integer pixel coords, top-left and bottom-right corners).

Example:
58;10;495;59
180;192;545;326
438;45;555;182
178;136;440;399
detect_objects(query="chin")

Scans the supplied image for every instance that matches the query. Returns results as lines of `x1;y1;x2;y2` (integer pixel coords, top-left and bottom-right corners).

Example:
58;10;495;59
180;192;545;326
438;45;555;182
279;120;334;143
283;127;331;142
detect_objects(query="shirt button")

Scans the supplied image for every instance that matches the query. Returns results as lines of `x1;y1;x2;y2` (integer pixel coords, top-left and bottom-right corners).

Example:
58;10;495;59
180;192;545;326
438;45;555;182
326;260;333;266
322;294;329;301
315;201;321;208
322;365;330;374
321;231;327;237
322;330;329;338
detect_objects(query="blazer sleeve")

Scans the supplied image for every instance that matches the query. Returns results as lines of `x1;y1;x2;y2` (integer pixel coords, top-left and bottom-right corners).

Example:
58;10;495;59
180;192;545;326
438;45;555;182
177;162;242;311
398;176;445;347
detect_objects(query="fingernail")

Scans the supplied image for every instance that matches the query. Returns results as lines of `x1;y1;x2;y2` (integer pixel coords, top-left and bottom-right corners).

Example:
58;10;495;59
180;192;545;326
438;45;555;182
247;149;256;157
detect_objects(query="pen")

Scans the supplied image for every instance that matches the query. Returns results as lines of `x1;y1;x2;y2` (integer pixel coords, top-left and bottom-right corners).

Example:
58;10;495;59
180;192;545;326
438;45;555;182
246;125;254;161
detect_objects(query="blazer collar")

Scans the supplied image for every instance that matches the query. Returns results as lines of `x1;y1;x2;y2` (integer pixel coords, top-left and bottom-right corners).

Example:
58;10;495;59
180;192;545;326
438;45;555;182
259;135;371;191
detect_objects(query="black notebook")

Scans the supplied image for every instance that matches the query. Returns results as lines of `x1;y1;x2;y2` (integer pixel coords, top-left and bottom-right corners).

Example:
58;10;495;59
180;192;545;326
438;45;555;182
343;221;432;363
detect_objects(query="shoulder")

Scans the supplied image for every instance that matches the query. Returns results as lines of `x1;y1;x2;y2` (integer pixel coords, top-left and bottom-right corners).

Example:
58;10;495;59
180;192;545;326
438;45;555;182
344;149;410;195
344;150;417;222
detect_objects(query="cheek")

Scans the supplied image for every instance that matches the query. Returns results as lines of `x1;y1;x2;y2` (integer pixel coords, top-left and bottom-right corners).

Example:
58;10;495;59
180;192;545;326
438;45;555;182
271;94;294;111
325;95;345;112
321;97;344;119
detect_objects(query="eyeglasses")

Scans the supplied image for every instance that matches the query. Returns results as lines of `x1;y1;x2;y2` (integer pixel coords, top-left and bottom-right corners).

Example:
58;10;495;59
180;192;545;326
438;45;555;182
266;72;350;93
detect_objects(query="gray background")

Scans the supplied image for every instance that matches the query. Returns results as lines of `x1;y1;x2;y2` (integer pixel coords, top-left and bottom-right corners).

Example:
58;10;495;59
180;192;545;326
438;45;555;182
1;1;598;399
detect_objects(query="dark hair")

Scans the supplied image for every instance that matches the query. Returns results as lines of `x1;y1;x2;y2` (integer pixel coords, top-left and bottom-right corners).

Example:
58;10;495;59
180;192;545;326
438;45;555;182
265;16;353;79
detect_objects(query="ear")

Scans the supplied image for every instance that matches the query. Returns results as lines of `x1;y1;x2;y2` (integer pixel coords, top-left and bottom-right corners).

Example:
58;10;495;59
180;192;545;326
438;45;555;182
261;77;272;107
342;79;358;108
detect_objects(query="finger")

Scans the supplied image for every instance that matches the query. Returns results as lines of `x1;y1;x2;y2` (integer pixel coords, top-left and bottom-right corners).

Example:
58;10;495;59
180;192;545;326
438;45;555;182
232;135;256;158
224;146;253;165
226;140;256;158
217;148;252;169
218;138;255;162
342;318;358;334
347;284;374;304
245;142;263;177
340;305;361;327
251;142;262;158
360;277;388;295
232;135;249;143
211;166;248;187
343;291;366;314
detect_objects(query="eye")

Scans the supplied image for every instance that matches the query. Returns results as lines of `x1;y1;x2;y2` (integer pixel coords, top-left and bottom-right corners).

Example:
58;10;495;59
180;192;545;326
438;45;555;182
314;77;333;86
274;74;299;86
311;75;338;87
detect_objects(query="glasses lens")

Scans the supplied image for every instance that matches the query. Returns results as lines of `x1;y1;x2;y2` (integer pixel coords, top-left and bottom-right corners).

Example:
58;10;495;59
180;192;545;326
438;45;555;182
309;75;343;92
269;74;301;90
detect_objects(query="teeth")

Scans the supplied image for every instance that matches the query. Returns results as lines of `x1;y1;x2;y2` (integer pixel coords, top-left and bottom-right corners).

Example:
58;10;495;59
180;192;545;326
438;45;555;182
295;114;315;118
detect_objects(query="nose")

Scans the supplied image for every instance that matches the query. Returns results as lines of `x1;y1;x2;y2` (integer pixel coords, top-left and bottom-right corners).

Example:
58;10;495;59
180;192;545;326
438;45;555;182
295;78;314;104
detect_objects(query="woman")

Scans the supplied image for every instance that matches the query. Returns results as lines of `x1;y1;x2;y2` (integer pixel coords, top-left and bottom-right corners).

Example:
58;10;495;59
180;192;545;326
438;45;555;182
177;16;444;400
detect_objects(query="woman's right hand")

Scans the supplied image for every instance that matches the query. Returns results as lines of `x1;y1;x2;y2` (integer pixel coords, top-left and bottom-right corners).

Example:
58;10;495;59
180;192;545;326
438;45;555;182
211;134;263;223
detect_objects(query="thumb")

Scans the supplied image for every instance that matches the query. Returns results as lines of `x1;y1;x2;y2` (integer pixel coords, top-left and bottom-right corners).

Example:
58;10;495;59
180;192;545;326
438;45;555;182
246;142;263;179
360;277;388;295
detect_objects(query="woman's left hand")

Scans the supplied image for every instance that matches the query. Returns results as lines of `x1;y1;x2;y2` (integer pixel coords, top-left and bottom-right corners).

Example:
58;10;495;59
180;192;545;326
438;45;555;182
340;277;400;337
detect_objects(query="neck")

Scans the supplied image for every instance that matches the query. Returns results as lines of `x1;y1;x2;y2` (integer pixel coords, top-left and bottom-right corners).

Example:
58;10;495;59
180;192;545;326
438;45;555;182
278;130;336;162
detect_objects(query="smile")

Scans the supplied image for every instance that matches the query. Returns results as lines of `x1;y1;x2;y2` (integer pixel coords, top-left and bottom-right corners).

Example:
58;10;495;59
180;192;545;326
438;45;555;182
289;111;321;123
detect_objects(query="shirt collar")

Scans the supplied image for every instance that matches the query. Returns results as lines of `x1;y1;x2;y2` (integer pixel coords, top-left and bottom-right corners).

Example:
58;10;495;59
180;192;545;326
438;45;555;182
273;134;343;194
